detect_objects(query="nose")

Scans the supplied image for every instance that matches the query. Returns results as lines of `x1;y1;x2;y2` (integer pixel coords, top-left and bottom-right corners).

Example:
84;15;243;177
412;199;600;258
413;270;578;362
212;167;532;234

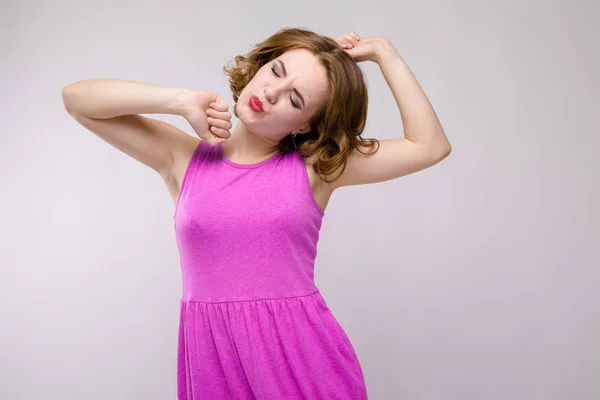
264;87;277;104
264;80;287;104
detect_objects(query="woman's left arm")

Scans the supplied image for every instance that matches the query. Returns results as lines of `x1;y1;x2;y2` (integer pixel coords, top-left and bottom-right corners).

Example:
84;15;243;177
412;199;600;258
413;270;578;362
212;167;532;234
330;33;452;190
375;42;451;151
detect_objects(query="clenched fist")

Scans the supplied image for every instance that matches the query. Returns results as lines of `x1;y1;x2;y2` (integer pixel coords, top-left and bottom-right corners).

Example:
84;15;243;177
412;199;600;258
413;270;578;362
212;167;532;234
183;91;232;146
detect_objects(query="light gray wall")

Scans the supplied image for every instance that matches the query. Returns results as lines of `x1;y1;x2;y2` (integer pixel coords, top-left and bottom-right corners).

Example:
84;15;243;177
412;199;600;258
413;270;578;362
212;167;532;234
1;0;598;399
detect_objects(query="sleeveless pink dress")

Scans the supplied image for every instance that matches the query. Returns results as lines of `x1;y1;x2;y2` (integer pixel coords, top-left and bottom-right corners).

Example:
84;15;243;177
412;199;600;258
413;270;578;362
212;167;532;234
173;140;368;399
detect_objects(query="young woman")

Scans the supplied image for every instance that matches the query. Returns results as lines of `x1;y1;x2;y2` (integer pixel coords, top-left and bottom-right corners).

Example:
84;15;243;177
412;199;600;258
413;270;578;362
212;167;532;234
62;27;451;400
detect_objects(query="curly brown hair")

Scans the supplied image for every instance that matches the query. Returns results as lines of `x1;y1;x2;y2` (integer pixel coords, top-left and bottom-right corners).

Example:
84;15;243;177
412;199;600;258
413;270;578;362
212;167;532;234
223;27;380;183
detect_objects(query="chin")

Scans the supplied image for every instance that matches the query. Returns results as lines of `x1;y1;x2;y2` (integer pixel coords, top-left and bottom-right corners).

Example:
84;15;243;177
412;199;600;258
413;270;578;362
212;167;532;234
237;112;264;135
238;105;267;129
241;119;281;140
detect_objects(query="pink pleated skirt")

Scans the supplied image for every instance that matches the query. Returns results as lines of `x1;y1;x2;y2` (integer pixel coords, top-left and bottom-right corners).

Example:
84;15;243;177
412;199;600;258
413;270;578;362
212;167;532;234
177;291;368;399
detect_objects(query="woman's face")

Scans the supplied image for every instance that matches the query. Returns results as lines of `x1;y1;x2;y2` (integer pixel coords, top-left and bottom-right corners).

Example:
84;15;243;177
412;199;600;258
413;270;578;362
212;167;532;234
235;48;329;140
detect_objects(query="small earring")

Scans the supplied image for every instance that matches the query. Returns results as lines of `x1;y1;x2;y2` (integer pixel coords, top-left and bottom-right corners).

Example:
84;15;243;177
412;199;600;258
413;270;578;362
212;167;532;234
291;133;297;149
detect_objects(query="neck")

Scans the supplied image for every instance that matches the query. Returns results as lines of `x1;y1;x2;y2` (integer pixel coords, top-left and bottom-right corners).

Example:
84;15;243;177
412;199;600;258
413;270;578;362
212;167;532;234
222;121;282;164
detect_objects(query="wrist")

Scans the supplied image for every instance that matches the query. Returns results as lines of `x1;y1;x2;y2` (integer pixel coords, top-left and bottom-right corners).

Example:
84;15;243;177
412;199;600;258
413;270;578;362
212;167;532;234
174;89;199;117
374;42;400;64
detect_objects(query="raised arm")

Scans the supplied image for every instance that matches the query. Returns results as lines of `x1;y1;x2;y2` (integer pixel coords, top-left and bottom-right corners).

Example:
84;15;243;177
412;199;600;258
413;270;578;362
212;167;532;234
330;34;452;189
61;78;199;177
61;79;231;178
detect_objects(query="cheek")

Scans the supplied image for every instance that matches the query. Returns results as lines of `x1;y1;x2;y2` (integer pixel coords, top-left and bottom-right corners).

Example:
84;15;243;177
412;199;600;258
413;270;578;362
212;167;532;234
240;84;252;99
274;108;304;124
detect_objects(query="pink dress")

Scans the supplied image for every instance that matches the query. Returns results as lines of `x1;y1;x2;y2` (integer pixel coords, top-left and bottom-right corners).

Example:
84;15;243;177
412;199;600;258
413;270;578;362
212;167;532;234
174;140;368;399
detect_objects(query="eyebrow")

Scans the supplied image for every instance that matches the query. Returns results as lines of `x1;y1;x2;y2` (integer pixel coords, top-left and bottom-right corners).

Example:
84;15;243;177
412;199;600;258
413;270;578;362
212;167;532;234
278;60;306;108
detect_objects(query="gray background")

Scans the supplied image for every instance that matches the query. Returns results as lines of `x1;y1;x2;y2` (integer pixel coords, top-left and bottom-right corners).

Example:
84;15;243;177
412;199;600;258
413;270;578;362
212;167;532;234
1;0;598;399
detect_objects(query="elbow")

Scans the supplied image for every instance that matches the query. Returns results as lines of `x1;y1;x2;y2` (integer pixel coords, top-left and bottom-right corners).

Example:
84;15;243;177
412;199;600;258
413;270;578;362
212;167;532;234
61;84;78;114
442;142;452;157
434;140;452;160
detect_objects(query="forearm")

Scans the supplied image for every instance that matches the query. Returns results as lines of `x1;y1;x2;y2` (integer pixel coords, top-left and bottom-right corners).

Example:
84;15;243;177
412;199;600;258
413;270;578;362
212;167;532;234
61;78;193;119
376;48;450;150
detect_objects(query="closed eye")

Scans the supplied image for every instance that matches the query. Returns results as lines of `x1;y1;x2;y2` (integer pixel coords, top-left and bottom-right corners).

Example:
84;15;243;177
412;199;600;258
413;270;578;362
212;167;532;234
271;65;301;109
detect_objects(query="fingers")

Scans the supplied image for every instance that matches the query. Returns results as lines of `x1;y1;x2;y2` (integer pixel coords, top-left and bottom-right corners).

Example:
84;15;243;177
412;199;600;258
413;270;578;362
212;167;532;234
209;125;231;139
204;95;232;142
209;97;229;112
205;106;232;139
206;109;231;138
206;116;232;131
346;32;360;43
205;107;231;121
338;32;360;49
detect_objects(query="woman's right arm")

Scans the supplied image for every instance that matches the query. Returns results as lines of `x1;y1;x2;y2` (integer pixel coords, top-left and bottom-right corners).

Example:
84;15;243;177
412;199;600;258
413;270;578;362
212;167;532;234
61;78;199;178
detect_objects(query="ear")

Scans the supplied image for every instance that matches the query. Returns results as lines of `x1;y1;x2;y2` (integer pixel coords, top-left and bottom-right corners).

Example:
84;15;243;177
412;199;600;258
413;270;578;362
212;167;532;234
294;124;311;135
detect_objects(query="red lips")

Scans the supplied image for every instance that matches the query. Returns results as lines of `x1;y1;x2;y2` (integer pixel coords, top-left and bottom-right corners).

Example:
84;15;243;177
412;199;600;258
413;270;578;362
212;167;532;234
249;95;263;112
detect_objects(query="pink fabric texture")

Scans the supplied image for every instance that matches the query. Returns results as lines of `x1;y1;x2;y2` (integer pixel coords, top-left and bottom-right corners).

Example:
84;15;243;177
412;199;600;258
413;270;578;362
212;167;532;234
173;140;368;399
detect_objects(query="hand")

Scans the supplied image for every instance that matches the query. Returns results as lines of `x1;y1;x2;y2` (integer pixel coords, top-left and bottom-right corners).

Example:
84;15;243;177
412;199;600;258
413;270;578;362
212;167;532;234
334;32;396;63
183;91;232;146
